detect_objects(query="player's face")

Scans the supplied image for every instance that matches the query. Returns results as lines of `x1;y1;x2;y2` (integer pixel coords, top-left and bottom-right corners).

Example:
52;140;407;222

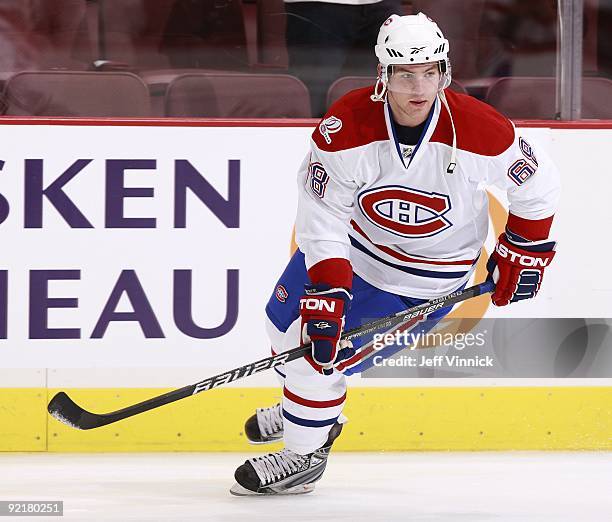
387;63;440;126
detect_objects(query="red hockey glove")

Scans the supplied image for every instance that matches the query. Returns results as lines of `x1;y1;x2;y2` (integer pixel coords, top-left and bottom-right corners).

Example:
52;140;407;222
300;285;354;375
487;231;556;306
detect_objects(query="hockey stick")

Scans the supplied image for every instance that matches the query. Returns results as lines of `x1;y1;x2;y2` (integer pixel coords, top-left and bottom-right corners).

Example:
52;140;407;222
48;280;494;430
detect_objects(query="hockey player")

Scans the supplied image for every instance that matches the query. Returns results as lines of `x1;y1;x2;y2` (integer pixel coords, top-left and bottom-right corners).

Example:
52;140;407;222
230;13;560;496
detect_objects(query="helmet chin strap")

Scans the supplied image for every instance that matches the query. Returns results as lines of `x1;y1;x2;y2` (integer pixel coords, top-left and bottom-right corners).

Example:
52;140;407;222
370;77;387;102
370;66;388;102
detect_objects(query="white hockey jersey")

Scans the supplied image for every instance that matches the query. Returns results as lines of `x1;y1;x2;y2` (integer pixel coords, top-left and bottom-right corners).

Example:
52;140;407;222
295;87;561;299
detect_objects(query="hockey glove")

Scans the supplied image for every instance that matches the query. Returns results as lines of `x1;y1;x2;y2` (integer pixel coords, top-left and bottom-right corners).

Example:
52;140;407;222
487;230;556;306
300;284;354;375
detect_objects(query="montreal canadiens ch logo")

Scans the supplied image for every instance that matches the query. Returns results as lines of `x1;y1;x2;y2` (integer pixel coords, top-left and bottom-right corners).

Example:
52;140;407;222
358;186;452;238
275;285;289;303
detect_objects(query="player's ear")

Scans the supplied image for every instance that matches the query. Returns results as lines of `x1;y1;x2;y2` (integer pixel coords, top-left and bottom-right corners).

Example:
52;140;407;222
377;63;383;79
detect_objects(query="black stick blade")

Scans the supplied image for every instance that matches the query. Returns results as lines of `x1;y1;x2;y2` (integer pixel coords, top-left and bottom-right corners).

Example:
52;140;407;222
47;392;105;430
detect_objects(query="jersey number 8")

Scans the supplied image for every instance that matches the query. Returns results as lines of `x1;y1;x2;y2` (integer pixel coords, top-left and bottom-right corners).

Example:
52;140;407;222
308;162;330;198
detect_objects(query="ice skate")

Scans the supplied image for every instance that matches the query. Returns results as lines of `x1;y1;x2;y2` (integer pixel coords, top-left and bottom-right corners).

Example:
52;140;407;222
230;422;343;496
244;403;284;444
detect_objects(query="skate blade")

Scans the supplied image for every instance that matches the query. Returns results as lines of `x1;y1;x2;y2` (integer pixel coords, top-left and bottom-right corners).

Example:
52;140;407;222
229;482;315;496
247;436;283;446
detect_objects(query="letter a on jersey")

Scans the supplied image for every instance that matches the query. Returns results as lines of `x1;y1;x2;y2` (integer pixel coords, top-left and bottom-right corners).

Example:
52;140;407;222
358;186;452;238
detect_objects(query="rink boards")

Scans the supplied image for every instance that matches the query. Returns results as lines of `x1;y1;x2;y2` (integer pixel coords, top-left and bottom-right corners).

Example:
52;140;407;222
2;386;611;452
0;118;611;451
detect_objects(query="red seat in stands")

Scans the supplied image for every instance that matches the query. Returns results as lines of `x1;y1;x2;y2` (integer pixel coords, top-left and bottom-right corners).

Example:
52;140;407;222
165;72;310;117
326;76;468;108
485;76;612;119
2;71;151;117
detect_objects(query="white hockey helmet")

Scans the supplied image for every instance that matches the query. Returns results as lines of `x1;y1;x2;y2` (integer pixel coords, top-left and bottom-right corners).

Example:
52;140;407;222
372;13;452;100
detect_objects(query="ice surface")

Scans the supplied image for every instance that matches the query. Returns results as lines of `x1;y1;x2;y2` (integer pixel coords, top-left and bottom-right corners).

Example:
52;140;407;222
0;452;610;521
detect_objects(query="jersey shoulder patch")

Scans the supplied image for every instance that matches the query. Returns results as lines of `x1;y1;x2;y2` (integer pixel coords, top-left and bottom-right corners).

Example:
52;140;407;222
430;89;515;157
312;86;388;152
